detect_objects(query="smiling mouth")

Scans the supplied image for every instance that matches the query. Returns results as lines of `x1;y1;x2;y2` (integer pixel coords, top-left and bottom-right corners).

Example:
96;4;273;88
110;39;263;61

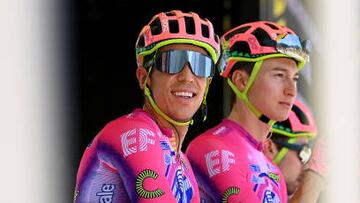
171;91;196;99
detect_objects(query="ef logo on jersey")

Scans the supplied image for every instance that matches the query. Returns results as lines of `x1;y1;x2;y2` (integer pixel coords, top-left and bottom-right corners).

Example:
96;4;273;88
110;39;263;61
121;128;155;157
205;150;235;177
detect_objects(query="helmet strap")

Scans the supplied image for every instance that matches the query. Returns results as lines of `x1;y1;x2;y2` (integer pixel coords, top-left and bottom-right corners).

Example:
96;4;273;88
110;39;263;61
227;60;276;126
273;137;298;164
201;78;211;121
143;66;194;126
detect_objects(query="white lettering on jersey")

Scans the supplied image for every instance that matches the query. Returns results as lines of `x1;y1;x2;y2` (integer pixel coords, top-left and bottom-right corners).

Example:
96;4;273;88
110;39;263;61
205;150;235;177
121;129;137;157
213;126;226;135
222;150;235;172
205;150;220;177
96;184;116;203
139;128;155;151
121;128;155;157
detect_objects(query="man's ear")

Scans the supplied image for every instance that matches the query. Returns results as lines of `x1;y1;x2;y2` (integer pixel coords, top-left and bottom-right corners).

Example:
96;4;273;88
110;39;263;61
136;66;149;90
231;69;249;91
263;139;279;159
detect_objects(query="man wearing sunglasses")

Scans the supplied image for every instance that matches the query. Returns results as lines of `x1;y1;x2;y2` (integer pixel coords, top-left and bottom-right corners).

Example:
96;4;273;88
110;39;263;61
186;21;310;202
263;99;317;197
74;10;220;202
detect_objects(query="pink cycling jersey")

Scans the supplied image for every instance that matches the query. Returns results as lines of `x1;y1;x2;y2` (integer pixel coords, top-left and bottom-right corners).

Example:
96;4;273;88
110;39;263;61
75;109;200;203
186;119;287;203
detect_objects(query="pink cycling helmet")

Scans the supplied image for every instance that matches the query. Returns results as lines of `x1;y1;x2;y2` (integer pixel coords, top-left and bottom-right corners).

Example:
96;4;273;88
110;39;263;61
135;10;220;67
218;21;311;78
218;21;311;126
272;99;317;139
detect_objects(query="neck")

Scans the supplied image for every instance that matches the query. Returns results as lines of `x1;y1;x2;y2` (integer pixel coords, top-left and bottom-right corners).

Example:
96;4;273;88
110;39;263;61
143;99;188;153
228;100;271;142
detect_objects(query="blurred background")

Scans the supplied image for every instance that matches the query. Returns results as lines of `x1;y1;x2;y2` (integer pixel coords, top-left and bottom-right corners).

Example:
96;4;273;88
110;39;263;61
1;0;359;202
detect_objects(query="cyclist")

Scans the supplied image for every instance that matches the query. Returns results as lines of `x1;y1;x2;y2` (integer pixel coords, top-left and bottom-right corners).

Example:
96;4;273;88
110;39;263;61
289;134;326;203
186;21;311;202
263;99;317;197
74;10;220;202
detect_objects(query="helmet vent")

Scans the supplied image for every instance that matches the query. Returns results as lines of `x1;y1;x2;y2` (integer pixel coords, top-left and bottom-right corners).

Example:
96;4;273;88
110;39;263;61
292;104;310;125
251;28;271;46
184;16;196;34
137;36;145;47
215;35;219;43
201;24;209;38
224;26;250;41
230;41;250;53
150;17;162;35
265;22;279;30
169;20;179;33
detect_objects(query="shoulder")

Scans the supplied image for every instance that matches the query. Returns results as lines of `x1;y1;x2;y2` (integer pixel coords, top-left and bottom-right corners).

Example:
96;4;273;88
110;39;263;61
96;110;161;148
187;121;236;152
186;123;234;160
101;110;158;135
186;121;253;164
91;110;168;163
106;109;157;130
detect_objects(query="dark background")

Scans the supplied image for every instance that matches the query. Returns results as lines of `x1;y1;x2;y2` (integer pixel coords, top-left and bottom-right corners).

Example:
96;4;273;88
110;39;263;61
68;0;259;201
71;0;260;163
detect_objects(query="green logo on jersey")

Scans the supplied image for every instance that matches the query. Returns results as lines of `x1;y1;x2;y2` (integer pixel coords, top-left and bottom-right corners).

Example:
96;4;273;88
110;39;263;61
222;186;240;203
136;169;165;199
268;172;280;183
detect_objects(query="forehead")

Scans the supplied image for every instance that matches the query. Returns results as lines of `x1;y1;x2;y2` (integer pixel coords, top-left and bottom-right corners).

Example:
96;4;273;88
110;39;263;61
159;43;207;55
261;57;298;73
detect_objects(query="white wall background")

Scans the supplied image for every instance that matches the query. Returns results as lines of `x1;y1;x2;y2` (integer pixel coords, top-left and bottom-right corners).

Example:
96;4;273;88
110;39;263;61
0;0;69;202
314;0;360;202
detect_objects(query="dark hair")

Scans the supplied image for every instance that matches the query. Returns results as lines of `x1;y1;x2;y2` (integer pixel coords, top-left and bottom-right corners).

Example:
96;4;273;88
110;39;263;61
229;61;255;108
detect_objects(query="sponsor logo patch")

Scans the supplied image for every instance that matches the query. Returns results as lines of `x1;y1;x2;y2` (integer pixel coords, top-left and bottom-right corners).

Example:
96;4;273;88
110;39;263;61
96;184;116;203
121;128;155;157
205;150;235;177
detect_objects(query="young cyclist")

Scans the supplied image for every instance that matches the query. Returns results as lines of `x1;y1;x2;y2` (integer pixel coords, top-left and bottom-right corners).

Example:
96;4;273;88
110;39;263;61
288;135;326;203
263;99;317;197
186;21;311;202
74;10;220;202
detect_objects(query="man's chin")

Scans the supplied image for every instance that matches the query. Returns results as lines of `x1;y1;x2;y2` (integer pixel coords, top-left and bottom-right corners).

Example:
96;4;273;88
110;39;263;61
172;114;194;123
178;116;194;122
271;113;289;122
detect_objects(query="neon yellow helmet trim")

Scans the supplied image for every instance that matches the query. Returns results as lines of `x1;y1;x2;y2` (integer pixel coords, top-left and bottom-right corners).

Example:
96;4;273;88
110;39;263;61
137;38;219;65
201;78;211;121
272;128;316;139
226;53;306;71
273;137;297;164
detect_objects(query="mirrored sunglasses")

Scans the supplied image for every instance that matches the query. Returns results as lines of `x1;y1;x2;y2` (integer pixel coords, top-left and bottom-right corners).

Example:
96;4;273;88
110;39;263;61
146;50;214;78
276;34;311;63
